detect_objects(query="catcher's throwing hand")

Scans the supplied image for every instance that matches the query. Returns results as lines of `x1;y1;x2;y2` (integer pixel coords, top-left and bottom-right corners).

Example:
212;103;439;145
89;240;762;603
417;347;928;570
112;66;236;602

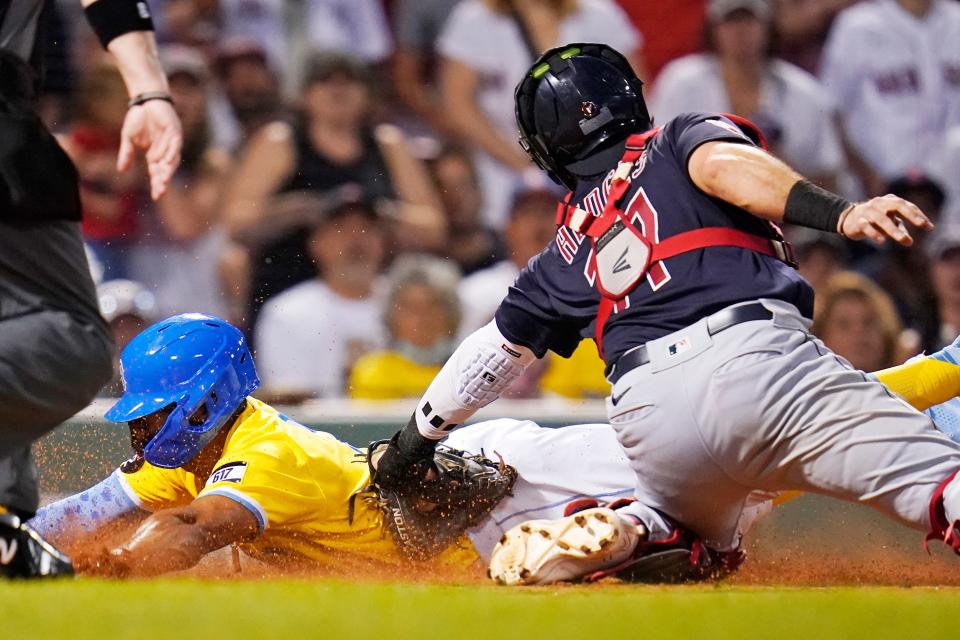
838;194;933;245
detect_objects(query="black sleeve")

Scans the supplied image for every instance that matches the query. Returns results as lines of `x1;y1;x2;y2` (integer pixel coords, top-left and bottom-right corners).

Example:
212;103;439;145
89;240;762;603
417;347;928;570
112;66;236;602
494;252;587;359
495;304;582;359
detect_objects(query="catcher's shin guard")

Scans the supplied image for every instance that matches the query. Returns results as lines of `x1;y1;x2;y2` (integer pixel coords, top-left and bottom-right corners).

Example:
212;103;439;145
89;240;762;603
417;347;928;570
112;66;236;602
583;529;745;584
0;512;73;578
488;506;643;586
926;469;960;555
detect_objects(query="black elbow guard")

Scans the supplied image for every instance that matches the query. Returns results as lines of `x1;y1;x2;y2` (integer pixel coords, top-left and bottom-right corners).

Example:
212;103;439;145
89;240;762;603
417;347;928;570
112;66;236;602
85;0;155;49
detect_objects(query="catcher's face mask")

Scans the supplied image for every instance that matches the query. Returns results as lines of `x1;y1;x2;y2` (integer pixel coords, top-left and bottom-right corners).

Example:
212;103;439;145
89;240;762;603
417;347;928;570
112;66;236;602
515;43;651;190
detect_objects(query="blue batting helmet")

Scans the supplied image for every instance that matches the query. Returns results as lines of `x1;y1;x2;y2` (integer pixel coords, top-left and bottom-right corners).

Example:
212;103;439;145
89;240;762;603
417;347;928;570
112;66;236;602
105;313;260;468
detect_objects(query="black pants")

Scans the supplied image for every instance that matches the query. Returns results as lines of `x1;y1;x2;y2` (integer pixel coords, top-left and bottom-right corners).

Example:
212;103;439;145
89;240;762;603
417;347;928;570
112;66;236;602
0;219;114;514
0;51;114;514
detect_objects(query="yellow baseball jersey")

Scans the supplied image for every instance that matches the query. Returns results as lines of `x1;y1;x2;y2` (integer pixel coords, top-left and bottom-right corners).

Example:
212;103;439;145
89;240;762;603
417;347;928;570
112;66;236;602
117;397;478;570
348;351;441;399
540;341;610;399
350;343;609;401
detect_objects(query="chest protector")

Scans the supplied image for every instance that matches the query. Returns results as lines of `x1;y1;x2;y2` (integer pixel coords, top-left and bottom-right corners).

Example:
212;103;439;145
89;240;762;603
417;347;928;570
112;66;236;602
556;116;797;356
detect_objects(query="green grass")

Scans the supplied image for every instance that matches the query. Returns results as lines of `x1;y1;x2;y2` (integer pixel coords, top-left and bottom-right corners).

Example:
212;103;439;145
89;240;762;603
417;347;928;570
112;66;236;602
1;580;959;639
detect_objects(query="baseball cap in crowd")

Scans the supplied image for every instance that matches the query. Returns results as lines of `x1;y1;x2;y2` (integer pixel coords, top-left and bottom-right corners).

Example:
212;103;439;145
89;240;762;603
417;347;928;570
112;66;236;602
926;227;960;262
790;227;851;264
265;186;381;234
158;45;210;84
215;37;271;74
301;51;372;89
886;173;947;218
97;280;157;324
707;0;771;21
323;191;381;225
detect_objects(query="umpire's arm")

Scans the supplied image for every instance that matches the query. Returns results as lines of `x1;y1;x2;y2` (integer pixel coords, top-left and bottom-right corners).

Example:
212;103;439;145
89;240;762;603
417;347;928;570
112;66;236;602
80;0;182;200
688;140;932;245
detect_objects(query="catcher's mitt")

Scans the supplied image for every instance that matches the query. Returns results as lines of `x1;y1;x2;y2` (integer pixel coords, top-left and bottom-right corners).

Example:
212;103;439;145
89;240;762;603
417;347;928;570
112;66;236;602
356;441;518;561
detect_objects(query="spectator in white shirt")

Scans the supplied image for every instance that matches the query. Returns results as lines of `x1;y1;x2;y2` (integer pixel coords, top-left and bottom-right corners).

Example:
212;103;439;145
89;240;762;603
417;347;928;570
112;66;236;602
458;189;560;338
391;0;465;136
254;199;388;401
437;0;643;228
820;0;960;197
651;0;844;187
927;126;960;225
306;0;393;64
217;0;287;72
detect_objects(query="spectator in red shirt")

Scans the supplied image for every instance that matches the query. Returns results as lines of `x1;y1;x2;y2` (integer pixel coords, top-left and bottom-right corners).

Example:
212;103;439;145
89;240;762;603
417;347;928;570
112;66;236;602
618;0;706;82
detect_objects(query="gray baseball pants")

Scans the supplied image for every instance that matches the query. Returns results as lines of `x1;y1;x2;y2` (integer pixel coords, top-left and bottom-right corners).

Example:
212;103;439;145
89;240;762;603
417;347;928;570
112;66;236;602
0;219;113;514
609;299;960;550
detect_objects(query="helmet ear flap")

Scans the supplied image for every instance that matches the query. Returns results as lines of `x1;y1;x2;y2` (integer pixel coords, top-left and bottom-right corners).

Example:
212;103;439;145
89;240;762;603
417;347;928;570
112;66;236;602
518;133;575;189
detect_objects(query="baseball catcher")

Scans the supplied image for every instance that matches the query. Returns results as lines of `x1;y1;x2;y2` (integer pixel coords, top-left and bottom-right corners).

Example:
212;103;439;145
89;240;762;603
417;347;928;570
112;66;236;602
366;41;960;587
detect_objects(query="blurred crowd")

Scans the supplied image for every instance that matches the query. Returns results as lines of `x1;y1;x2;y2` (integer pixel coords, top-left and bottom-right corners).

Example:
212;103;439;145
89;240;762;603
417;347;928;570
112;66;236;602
36;0;960;401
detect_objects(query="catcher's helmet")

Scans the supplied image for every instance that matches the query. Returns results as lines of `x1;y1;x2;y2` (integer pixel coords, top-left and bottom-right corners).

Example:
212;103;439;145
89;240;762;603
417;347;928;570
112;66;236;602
515;43;651;190
105;313;260;468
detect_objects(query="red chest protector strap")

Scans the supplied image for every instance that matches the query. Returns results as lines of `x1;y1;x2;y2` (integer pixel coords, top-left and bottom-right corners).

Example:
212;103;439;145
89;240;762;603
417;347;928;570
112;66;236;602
556;119;795;357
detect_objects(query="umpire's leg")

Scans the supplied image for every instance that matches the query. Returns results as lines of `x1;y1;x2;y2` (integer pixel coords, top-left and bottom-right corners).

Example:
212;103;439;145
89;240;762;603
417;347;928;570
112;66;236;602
0;447;36;517
0;220;114;515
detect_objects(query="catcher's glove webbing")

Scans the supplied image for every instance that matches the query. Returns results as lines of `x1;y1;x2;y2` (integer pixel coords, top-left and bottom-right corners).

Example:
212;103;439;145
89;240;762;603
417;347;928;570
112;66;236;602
356;442;518;561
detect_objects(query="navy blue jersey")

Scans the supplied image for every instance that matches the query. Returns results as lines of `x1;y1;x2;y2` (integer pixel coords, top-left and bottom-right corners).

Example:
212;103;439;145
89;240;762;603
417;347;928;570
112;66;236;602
495;112;814;367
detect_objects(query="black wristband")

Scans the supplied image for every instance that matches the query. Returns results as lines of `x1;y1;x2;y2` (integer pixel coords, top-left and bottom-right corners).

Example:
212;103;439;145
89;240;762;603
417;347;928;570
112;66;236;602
128;92;174;108
85;0;155;49
397;414;439;459
783;179;852;233
368;418;437;488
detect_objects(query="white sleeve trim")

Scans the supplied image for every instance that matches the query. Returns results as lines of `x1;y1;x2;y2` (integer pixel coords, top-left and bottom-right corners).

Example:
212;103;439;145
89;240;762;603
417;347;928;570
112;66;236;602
112;468;146;510
200;486;269;534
